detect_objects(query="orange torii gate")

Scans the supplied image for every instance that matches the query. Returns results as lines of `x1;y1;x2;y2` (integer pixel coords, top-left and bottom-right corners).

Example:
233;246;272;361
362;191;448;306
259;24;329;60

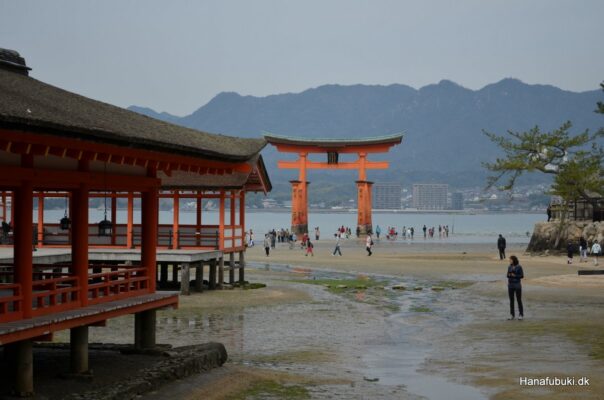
264;133;403;235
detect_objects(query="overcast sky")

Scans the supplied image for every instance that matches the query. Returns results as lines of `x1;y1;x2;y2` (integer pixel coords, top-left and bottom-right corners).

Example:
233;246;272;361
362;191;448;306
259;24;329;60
2;0;603;115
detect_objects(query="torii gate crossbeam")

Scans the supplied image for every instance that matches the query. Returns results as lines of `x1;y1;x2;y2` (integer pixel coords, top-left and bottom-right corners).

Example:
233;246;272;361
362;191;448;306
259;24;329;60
264;133;403;235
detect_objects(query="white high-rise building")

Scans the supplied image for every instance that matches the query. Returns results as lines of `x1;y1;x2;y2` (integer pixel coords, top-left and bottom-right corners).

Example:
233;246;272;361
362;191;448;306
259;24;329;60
412;184;448;210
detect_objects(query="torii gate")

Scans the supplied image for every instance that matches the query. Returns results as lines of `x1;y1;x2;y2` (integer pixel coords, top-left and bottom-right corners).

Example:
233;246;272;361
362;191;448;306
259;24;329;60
264;133;403;235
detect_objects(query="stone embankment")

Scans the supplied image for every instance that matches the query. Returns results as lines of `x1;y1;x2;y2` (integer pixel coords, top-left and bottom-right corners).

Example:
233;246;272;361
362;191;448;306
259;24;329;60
66;342;227;400
527;221;604;253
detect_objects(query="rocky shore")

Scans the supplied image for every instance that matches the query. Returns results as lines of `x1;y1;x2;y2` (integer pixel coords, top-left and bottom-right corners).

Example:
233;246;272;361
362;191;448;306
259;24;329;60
527;221;604;253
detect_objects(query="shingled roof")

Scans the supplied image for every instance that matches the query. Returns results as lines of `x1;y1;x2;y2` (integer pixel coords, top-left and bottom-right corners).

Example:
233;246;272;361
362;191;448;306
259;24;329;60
0;49;266;162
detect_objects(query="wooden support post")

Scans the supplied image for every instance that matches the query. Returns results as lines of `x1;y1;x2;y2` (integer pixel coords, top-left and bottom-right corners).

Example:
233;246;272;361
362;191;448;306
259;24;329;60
127;192;134;248
12;340;34;397
356;180;373;235
218;257;224;288
195;263;203;292
196;191;202;247
111;193;117;246
219;190;225;250
37;193;44;247
209;259;217;290
15;178;33;317
171;264;178;284
239;250;245;284
172;191;179;249
10;191;15;225
134;309;156;350
229;252;235;284
160;263;168;287
239;190;245;247
141;184;158;292
70;326;89;373
1;191;6;222
290;179;309;235
180;264;190;295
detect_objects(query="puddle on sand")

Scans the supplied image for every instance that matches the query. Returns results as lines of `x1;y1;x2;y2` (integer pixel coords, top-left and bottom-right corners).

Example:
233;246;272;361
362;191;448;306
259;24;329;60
248;262;488;400
362;317;486;400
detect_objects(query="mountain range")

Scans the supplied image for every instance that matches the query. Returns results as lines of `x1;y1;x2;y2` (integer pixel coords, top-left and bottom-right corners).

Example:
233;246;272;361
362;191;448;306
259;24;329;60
129;78;603;194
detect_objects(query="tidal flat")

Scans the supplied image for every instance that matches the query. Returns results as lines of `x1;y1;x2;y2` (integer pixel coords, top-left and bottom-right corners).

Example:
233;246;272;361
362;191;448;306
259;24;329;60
45;240;604;399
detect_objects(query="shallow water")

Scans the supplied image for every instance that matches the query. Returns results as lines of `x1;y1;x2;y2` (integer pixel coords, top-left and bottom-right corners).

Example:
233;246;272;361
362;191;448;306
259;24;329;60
57;262;492;399
245;262;489;399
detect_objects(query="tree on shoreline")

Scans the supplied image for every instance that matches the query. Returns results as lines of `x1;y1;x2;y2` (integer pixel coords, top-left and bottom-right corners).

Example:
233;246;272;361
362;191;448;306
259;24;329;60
482;81;604;205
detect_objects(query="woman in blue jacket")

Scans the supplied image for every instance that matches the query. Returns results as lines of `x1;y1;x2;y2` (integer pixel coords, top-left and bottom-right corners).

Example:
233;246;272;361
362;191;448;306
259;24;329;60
507;255;524;320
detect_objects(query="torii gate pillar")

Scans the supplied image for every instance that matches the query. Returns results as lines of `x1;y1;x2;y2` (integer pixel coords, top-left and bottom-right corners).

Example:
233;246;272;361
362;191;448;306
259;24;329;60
356;180;373;235
290;180;310;235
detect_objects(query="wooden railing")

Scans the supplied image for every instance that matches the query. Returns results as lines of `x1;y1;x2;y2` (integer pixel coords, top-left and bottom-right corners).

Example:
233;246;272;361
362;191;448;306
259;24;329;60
31;274;80;317
0;283;22;323
88;265;149;305
14;222;243;251
0;263;151;322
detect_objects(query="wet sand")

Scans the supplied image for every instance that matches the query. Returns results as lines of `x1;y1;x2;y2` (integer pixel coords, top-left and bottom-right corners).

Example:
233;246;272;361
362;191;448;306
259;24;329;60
45;239;604;399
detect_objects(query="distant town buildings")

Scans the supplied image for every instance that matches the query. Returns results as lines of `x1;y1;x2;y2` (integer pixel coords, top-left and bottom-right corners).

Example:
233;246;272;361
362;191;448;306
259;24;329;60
451;192;464;210
373;183;402;210
412;184;448;210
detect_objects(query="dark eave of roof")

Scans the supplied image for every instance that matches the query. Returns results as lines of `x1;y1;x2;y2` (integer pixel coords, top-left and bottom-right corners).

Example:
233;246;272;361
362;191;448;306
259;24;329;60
263;132;403;148
0;68;266;162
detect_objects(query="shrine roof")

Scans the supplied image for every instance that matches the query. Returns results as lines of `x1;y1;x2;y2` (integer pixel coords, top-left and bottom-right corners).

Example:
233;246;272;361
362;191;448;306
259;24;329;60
263;132;403;148
0;51;266;163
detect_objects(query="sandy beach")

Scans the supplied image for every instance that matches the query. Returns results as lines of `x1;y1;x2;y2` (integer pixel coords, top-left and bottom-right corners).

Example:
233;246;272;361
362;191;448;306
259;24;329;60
22;238;604;399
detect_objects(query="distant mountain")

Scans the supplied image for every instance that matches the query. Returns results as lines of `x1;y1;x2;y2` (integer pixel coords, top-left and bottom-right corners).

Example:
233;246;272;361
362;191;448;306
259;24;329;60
127;105;181;124
128;79;602;189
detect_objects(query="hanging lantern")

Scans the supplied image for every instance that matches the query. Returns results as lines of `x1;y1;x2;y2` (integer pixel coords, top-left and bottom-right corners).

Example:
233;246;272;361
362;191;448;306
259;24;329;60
97;217;112;236
60;214;71;230
60;196;70;230
98;163;113;236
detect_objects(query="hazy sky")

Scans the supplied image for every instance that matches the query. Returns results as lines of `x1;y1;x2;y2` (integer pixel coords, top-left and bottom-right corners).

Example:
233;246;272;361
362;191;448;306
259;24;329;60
2;0;603;115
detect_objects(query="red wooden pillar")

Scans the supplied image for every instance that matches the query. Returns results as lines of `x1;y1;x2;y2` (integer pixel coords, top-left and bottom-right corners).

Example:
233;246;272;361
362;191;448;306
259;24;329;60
172;191;179;249
10;191;15;224
14;179;33;318
218;190;225;250
37;193;44;247
111;192;117;245
230;190;236;247
1;191;6;222
239;190;245;246
141;185;158;292
196;191;202;247
71;184;89;306
127;192;134;248
356;181;373;235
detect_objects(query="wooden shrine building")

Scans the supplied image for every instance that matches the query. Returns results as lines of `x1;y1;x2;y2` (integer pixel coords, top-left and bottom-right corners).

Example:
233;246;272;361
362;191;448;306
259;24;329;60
0;48;270;395
264;133;402;235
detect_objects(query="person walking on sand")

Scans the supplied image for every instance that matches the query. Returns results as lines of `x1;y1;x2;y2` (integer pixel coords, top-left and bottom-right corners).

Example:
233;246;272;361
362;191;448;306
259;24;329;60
366;233;373;256
579;236;588;263
263;234;270;257
567;241;574;264
249;229;255;247
305;239;314;256
422;225;427;238
507;255;524;320
497;234;507;260
332;233;342;256
591;240;601;266
315;227;320;241
376;225;381;239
